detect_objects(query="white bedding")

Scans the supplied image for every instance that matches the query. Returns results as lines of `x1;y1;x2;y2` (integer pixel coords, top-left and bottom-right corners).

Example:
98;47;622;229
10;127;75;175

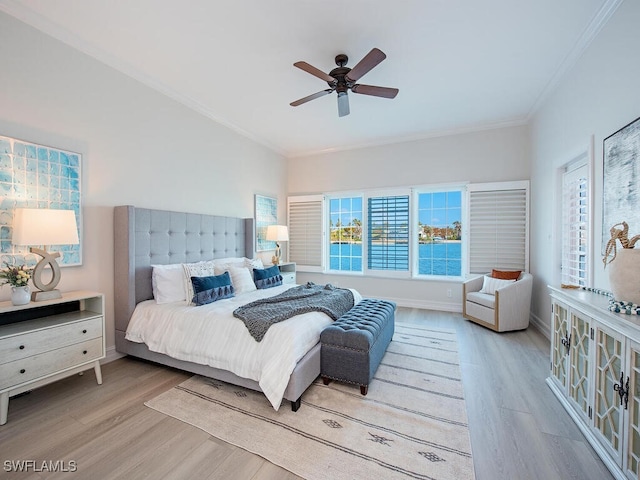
125;284;361;409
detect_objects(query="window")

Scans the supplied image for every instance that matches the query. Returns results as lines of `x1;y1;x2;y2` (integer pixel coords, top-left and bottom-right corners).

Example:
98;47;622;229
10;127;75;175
289;180;528;277
329;196;363;272
467;182;529;274
561;162;590;286
417;190;462;276
367;195;410;272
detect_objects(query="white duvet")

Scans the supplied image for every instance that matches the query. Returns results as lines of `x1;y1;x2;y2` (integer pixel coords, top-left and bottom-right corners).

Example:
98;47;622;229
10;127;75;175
125;284;361;410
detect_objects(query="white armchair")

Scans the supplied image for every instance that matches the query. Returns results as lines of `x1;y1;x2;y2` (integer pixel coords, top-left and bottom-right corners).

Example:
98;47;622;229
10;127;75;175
462;272;533;332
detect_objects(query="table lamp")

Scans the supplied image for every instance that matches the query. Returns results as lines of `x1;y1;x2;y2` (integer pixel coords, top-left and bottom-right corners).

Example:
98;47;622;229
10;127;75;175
266;225;289;265
12;208;80;301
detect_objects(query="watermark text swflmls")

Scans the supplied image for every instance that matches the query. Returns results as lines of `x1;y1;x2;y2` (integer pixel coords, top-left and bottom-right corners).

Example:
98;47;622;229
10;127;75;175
3;460;78;473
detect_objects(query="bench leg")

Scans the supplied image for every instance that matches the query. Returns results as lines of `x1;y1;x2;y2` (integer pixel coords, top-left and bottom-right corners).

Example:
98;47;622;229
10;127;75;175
322;376;332;385
360;385;368;396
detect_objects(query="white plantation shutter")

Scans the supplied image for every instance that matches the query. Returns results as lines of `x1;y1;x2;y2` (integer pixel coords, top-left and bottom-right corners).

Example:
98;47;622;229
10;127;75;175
288;195;324;271
367;195;410;271
468;183;529;274
561;164;589;286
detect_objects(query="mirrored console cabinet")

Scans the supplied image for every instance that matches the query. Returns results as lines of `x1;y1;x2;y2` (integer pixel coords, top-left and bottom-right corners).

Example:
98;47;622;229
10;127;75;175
548;285;640;480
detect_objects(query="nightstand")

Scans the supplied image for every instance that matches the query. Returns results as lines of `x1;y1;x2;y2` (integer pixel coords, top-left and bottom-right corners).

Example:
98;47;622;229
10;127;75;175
0;291;105;425
278;262;296;284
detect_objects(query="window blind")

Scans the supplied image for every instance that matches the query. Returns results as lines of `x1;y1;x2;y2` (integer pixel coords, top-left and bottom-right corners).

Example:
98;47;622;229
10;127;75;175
288;195;324;271
561;164;589;286
468;186;528;274
367;195;410;271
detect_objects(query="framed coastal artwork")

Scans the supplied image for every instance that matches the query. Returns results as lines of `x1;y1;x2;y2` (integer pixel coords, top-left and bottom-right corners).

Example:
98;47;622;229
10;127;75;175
602;116;640;253
0;135;82;266
254;194;277;251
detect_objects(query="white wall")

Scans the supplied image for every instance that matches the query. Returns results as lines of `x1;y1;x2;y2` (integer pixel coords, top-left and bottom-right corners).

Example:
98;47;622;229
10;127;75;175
288;125;530;309
529;0;640;334
0;13;287;356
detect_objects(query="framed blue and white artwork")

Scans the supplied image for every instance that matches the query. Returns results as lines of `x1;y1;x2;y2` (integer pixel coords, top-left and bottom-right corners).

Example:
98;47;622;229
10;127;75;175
602;116;640;253
255;194;277;252
0;135;82;266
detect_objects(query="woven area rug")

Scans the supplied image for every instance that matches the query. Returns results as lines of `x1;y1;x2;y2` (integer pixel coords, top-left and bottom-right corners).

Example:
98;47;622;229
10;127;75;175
145;323;475;480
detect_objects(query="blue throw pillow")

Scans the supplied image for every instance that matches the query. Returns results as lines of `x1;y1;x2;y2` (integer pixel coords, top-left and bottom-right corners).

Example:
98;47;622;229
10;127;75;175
191;272;235;305
253;265;283;289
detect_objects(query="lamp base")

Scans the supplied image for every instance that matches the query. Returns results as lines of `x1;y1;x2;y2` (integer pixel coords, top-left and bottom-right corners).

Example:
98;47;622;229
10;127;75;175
31;289;62;302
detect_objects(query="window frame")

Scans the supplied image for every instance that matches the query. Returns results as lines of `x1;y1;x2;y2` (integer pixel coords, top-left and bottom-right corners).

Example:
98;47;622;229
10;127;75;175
413;185;466;280
327;193;364;274
560;154;591;287
363;190;412;279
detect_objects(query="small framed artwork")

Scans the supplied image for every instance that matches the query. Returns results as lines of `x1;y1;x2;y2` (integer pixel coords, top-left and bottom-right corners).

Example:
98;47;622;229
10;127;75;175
602;116;640;252
255;194;277;251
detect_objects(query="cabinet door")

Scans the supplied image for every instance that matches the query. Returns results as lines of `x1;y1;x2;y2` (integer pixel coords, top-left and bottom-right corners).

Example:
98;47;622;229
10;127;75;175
626;341;640;479
568;311;591;420
594;324;626;464
551;301;570;389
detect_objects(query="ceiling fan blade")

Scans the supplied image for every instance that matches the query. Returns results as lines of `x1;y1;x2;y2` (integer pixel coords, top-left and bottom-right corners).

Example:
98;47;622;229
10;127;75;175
345;48;386;82
337;92;350;117
293;61;336;84
351;84;399;99
290;89;333;107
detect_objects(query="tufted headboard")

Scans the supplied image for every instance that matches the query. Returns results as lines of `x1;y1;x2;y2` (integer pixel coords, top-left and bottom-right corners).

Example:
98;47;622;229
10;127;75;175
113;205;254;334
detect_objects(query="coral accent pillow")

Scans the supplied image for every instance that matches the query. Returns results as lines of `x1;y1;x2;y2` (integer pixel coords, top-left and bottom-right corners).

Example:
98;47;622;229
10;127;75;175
491;269;521;281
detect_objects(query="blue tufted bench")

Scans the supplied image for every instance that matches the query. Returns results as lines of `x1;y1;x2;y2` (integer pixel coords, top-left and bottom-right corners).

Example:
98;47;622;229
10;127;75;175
320;298;396;395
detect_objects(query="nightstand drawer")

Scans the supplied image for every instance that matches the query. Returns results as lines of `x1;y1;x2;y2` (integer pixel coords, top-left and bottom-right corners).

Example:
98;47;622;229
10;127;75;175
0;317;102;365
0;337;103;390
281;272;296;284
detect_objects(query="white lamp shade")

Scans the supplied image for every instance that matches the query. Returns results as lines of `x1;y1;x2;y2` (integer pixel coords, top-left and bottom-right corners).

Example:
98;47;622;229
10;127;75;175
265;225;289;242
12;208;79;246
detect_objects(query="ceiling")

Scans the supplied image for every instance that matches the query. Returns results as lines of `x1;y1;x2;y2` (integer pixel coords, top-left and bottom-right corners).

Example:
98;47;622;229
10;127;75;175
0;0;620;157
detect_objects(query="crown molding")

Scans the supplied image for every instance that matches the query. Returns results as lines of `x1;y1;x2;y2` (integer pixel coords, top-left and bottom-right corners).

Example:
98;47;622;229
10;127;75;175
286;117;529;159
526;0;623;119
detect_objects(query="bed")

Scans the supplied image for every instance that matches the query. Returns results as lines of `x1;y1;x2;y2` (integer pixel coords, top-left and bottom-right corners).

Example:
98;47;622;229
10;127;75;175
113;205;356;411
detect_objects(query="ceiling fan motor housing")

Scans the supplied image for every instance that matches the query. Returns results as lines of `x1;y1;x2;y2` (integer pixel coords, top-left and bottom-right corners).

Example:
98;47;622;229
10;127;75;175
329;54;353;92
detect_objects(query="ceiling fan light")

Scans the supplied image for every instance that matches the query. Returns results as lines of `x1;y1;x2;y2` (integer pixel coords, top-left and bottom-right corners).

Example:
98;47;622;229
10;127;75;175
337;92;350;117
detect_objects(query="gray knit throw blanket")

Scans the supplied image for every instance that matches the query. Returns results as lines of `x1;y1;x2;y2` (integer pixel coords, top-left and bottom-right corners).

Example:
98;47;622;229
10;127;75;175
233;282;355;342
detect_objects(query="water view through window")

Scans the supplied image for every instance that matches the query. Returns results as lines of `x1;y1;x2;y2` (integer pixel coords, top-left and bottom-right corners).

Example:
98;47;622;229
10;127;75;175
329;191;462;276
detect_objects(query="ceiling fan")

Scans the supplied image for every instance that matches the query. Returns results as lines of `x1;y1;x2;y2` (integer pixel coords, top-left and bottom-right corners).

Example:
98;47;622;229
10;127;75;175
290;48;399;117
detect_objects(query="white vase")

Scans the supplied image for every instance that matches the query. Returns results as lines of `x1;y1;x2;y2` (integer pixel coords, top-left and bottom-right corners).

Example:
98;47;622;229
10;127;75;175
608;248;640;304
11;285;31;306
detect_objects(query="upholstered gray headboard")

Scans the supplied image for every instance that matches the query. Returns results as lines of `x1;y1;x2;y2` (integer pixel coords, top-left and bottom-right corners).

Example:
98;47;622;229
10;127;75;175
113;205;254;334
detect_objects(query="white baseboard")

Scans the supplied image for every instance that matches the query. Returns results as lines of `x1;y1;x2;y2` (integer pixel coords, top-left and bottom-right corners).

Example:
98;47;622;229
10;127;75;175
102;345;125;364
375;296;462;313
529;311;550;339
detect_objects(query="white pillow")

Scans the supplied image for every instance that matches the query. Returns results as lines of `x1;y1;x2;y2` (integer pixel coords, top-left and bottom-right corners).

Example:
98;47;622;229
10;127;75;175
228;266;257;294
183;260;216;304
244;257;264;270
152;264;186;304
214;257;246;276
479;275;516;295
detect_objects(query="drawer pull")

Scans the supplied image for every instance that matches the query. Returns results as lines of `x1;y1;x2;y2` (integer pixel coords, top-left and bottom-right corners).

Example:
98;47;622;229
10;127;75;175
83;350;88;355
19;345;25;350
82;329;87;334
20;369;25;374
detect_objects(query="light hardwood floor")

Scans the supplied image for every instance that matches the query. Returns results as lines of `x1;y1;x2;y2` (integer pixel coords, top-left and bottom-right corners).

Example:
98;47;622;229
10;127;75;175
0;308;614;480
